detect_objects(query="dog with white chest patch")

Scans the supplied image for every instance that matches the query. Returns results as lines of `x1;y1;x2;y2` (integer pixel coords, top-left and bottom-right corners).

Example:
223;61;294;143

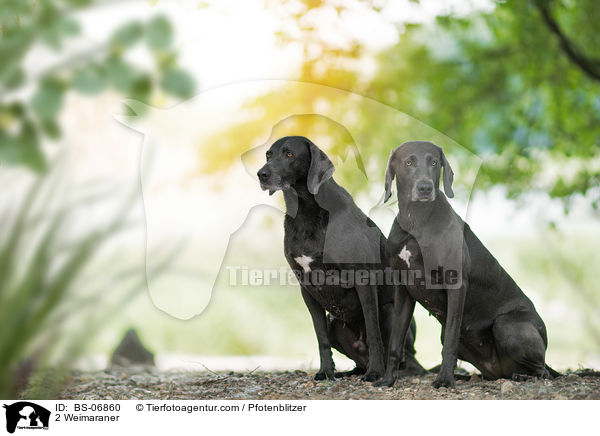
376;140;559;388
257;136;424;381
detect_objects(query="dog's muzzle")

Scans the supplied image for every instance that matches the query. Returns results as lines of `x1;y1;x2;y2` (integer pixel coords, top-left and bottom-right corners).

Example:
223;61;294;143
258;167;270;182
257;167;281;196
412;180;435;202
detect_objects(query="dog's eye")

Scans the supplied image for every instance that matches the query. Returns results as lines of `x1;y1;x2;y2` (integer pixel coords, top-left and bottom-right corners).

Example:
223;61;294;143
266;152;272;160
405;161;412;166
286;152;294;158
431;160;437;167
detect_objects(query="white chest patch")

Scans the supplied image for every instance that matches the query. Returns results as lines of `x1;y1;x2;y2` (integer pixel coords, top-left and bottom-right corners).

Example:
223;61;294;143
399;245;412;268
294;255;314;273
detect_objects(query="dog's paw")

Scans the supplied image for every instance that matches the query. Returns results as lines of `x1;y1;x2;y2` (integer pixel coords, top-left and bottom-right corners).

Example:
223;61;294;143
372;375;396;387
314;369;335;381
432;374;455;389
362;370;382;382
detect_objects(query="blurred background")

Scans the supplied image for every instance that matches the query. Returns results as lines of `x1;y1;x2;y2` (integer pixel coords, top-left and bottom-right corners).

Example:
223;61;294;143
1;0;599;397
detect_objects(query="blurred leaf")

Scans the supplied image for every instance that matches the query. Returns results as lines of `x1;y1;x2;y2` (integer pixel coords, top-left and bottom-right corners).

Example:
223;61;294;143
129;74;152;104
40;119;61;139
0;120;46;172
0;137;21;167
62;0;93;6
72;66;105;94
146;15;173;51
160;68;195;99
58;17;80;36
40;27;64;50
6;102;25;117
19;121;46;172
121;99;150;117
154;50;178;70
111;21;144;49
30;79;64;121
37;4;77;50
0;64;25;89
104;56;137;92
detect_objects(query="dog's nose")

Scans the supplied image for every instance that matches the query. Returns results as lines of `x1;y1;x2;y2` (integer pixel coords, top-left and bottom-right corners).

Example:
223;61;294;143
417;181;433;195
257;168;270;181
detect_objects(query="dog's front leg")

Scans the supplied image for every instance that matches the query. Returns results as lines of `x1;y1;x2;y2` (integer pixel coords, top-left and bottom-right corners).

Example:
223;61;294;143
433;283;467;388
300;286;335;380
374;284;415;387
355;284;385;381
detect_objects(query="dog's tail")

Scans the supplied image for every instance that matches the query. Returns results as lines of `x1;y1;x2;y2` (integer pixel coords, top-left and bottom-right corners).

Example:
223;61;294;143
545;364;561;379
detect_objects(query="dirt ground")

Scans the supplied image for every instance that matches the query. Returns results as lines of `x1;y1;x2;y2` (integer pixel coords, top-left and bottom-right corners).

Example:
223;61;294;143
57;368;600;400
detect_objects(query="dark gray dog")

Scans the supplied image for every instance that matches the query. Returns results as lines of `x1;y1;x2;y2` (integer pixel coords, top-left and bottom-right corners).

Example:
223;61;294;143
257;136;424;381
376;140;558;388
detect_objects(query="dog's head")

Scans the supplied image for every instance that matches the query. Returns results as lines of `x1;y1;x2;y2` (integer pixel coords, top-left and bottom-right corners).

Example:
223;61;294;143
384;141;454;203
257;136;334;195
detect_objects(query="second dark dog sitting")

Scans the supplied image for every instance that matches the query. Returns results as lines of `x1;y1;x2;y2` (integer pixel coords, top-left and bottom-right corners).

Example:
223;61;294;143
257;136;424;381
377;140;559;388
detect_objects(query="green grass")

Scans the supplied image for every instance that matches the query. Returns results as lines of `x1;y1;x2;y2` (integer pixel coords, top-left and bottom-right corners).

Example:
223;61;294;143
0;169;172;398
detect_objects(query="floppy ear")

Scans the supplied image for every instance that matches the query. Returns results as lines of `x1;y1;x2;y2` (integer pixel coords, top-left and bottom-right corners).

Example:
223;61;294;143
440;147;454;198
384;149;396;203
307;139;334;194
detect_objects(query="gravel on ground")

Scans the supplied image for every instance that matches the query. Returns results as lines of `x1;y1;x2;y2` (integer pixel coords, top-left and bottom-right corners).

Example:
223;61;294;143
57;368;600;400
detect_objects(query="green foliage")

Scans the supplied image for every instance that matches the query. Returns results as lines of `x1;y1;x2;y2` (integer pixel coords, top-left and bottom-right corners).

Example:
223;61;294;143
0;2;195;172
146;14;173;51
216;0;599;207
71;66;104;94
0;166;175;398
0;173;109;396
365;0;600;204
111;21;144;49
160;68;195;99
104;56;137;92
0;107;46;170
31;78;65;121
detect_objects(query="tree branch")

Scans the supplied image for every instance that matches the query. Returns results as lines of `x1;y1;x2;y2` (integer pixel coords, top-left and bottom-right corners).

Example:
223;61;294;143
534;0;600;82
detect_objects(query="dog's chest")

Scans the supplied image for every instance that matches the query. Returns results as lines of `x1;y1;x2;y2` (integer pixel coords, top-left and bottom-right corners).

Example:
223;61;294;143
284;220;361;323
284;239;325;273
390;237;422;271
391;238;447;320
284;214;327;264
